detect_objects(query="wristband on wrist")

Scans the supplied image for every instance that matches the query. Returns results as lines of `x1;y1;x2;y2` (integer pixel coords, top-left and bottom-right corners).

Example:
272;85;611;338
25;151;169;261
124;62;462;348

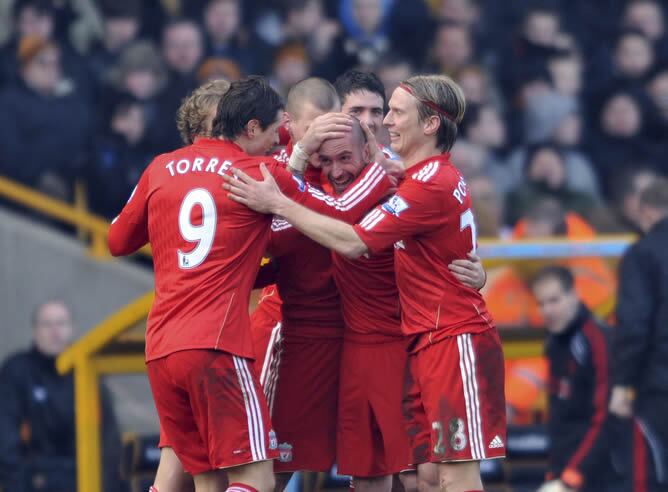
288;142;310;174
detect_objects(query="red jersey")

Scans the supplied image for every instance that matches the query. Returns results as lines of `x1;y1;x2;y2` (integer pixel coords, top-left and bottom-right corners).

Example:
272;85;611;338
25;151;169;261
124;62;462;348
354;155;494;349
268;160;391;337
269;217;343;337
108;138;390;361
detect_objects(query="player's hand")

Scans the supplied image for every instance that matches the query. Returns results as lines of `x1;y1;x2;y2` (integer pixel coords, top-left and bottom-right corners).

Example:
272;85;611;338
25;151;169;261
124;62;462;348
537;480;574;492
609;385;634;418
448;252;486;290
360;120;405;178
299;113;353;155
223;164;284;214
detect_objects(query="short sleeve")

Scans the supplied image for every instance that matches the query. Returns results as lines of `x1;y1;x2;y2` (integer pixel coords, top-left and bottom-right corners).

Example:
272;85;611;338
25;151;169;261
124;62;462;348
353;180;443;254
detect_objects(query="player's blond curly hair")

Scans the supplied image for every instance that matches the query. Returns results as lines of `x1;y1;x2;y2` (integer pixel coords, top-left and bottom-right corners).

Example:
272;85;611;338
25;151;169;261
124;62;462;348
176;79;231;144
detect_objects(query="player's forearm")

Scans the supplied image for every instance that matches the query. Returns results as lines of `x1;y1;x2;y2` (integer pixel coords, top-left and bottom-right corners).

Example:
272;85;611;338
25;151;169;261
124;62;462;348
274;197;368;258
108;217;148;256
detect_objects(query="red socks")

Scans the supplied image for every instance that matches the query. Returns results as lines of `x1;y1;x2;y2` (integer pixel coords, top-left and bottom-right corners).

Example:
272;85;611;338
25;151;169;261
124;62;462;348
227;483;260;492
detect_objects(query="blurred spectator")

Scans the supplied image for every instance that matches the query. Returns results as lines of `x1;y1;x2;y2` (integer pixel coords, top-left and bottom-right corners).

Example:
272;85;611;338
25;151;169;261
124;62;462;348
203;0;273;75
317;0;393;79
506;91;601;199
645;65;668;144
0;300;121;492
374;54;413;102
609;165;659;233
108;40;167;152
425;21;474;75
454;64;501;105
622;0;668;65
450;139;487;179
256;0;339;65
531;266;616;492
86;0;141;90
610;178;668;492
498;6;564;95
467;173;509;239
88;96;153;218
0;36;90;199
197;57;241;83
505;144;597;226
0;0;91;97
586;90;657;187
611;30;655;88
152;19;205;152
547;52;583;97
270;41;310;98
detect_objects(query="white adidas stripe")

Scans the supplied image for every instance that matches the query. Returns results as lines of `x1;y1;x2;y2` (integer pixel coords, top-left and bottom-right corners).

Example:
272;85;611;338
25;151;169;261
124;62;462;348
271;218;293;232
413;162;435;181
465;334;486;459
338;163;383;205
457;335;478;459
457;334;486;459
264;331;283;416
260;322;282;387
362;212;385;231
360;209;383;228
306;167;385;212
418;162;440;182
233;357;266;460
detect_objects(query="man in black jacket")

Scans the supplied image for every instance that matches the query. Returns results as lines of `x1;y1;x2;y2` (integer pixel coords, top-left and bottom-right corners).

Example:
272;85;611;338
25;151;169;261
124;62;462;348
531;266;616;492
0;300;121;492
610;178;668;492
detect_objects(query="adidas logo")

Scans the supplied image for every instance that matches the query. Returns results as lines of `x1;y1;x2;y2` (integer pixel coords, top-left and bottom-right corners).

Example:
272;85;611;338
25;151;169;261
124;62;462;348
488;435;504;449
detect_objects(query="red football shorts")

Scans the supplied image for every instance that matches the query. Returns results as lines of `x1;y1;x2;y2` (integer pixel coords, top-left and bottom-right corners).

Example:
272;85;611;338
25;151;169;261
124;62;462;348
147;349;278;475
337;338;411;477
404;329;506;464
266;334;342;472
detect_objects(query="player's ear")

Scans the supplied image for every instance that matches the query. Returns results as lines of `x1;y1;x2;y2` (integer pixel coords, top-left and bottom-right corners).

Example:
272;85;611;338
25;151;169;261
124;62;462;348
423;115;441;138
246;119;260;138
362;142;371;163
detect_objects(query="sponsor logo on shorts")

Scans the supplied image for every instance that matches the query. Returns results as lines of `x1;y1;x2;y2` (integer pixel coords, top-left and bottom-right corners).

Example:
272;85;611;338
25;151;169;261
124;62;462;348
268;430;278;450
448;418;468;452
278;442;293;462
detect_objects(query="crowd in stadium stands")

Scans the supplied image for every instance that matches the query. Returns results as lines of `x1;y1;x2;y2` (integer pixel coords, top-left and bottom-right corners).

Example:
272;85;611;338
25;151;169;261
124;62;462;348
0;0;665;227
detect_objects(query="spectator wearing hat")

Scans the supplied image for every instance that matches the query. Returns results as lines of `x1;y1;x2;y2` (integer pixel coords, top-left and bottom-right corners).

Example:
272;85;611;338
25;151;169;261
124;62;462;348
86;0;141;92
107;40;168;153
0;35;90;199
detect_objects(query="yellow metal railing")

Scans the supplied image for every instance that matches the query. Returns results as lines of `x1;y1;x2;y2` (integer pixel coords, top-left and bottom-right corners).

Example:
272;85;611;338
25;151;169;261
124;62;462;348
0;175;151;258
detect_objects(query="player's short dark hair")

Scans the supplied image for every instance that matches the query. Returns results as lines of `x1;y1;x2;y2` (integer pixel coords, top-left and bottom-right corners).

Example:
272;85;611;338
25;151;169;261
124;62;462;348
639;177;668;211
212;76;284;139
530;265;575;292
334;70;386;107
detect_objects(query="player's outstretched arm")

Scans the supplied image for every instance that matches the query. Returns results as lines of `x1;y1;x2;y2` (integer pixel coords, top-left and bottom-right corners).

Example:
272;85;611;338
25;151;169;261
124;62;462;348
224;165;368;258
108;172;150;256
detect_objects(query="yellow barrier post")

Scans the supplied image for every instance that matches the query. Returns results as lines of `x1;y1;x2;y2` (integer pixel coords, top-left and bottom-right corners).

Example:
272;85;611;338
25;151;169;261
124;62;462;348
74;354;102;492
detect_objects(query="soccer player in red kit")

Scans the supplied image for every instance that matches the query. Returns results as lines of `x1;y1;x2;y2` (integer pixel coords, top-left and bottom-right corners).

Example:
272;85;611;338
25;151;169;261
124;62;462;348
313;120;487;492
223;74;506;492
108;76;391;492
